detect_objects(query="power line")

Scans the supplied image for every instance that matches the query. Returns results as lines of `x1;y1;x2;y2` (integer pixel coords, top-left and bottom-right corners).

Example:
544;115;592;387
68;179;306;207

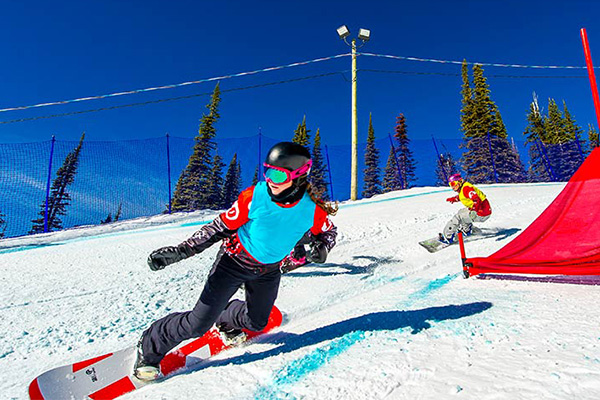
0;71;347;125
0;52;593;115
360;69;587;79
0;53;351;114
359;52;593;70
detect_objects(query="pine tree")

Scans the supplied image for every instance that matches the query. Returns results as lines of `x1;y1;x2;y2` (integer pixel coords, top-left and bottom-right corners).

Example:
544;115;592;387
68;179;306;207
523;94;551;182
393;113;416;189
560;101;586;179
292;115;311;148
252;165;259;186
362;114;382;198
588;124;599;148
171;83;221;211
222;153;242;207
101;202;121;224
114;202;122;221
460;60;477;138
382;147;402;192
30;133;85;234
435;152;459;186
309;128;330;200
461;63;524;183
205;153;225;209
461;64;496;182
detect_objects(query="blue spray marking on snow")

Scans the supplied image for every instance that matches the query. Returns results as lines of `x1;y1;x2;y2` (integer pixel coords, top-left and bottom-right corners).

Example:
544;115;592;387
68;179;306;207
250;273;459;399
405;273;459;303
253;331;365;400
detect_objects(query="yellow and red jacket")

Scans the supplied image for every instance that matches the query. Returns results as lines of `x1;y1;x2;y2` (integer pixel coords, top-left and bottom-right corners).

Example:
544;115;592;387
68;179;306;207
449;182;492;217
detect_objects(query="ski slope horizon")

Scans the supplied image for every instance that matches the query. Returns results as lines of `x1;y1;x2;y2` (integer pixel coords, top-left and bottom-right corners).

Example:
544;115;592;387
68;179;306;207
3;182;600;400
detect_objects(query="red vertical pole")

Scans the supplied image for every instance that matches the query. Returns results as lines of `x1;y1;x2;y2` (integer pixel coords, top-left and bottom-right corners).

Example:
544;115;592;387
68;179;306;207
458;231;469;278
581;28;600;130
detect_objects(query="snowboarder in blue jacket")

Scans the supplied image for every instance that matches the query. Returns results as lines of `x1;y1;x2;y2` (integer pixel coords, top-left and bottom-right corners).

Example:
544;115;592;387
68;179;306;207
133;142;338;381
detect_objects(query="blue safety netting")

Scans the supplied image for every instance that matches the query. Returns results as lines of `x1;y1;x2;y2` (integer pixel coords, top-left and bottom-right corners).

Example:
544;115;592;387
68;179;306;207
0;134;577;239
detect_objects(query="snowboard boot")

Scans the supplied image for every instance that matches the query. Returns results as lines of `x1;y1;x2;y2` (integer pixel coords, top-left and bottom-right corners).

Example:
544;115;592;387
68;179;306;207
459;224;473;236
133;337;161;382
438;232;453;244
218;325;248;347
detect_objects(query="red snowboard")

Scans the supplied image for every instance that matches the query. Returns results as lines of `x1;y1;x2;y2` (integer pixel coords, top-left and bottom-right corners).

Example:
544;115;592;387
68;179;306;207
29;306;283;400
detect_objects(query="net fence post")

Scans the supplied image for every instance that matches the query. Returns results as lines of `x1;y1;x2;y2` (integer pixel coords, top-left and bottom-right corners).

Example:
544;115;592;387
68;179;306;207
324;145;334;200
258;128;263;181
432;136;448;183
43;136;56;233
166;133;173;214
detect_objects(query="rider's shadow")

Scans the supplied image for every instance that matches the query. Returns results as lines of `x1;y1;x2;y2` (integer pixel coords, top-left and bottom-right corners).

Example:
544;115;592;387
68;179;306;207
183;301;494;375
485;227;521;241
285;255;402;278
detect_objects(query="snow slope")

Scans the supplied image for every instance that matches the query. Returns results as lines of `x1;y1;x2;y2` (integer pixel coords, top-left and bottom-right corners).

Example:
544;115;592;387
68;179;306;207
3;183;600;400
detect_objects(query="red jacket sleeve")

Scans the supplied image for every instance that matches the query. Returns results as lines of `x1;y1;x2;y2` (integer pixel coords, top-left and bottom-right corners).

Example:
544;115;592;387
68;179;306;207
219;186;254;230
310;206;334;235
309;206;337;251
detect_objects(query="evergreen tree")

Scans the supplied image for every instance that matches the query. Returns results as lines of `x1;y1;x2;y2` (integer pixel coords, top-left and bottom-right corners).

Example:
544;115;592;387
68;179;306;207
252;165;259;186
205;153;225;209
362;114;382;198
460;63;525;183
115;202;122;222
461;64;495;182
435;152;459;186
309;128;330;200
588;124;599;149
292;115;311;148
382;147;402;192
523;94;551;182
560;101;586;178
101;203;122;224
460;60;476;138
222;153;242;207
30;133;85;234
393;113;416;189
171;83;221;211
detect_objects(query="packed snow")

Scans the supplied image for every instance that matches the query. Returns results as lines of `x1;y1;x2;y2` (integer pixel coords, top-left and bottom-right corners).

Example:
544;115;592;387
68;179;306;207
3;182;600;400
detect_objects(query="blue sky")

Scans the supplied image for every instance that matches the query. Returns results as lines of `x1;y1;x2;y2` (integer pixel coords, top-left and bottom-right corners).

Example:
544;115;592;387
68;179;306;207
1;0;599;146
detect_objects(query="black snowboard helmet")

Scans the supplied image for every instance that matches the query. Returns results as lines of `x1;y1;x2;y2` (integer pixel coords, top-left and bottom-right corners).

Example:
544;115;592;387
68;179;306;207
263;142;311;204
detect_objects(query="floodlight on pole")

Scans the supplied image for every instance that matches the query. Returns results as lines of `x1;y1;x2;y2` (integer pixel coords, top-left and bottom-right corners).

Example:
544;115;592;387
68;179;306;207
336;25;371;200
358;28;370;41
337;25;350;40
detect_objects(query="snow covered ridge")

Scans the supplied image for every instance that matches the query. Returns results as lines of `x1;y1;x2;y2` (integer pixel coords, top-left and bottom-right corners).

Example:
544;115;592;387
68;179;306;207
0;183;558;253
6;181;593;400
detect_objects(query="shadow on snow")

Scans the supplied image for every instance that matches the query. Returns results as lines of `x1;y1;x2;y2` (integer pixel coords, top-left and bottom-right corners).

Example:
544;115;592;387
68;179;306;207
183;301;493;375
285;255;401;278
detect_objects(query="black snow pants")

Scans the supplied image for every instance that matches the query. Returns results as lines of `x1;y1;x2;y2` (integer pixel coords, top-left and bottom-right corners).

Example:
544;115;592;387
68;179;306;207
141;250;281;365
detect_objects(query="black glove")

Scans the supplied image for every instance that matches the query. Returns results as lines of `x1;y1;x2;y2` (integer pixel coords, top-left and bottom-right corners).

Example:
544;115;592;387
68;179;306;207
291;243;307;260
307;240;328;264
147;244;192;271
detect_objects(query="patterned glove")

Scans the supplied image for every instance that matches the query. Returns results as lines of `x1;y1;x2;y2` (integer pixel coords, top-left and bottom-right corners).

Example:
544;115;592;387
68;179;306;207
147;245;193;271
280;245;308;274
307;240;328;264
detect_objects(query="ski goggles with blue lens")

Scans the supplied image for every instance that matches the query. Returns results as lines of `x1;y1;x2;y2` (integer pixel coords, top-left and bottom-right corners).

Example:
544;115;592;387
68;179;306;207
263;160;312;185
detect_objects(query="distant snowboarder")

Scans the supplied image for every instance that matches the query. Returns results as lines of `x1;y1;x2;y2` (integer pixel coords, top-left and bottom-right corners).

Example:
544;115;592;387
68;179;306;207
440;173;492;244
134;142;338;381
